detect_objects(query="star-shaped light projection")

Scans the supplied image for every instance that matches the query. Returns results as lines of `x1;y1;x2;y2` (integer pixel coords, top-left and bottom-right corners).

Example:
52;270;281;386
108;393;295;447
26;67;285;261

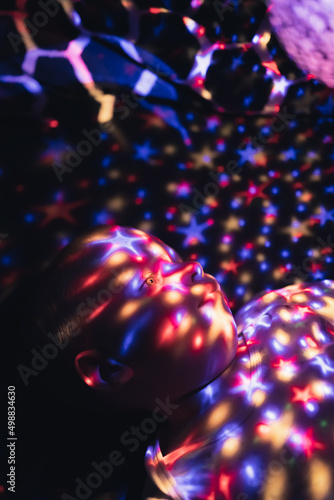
237;180;271;206
317;95;334;115
291;385;317;404
221;259;242;275
312;206;334;226
189;49;215;79
288;427;325;458
190;145;220;169
311;354;334;376
87;228;145;260
231;368;269;403
176;217;212;246
271;356;298;380
231;54;244;71
237;144;263;165
282;148;297;161
272;76;292;96
133;140;158;161
281;217;313;241
33;197;87;227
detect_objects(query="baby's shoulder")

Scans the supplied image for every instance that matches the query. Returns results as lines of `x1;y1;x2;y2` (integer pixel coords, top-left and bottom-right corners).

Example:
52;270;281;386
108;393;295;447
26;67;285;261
236;280;334;347
235;280;334;401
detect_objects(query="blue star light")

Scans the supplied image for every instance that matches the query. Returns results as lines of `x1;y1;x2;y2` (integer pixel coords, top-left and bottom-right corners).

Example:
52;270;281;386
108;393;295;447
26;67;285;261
315;206;334;226
283;148;297;161
133;140;157;161
318;96;334;115
231;55;243;71
237;144;261;165
177;217;210;246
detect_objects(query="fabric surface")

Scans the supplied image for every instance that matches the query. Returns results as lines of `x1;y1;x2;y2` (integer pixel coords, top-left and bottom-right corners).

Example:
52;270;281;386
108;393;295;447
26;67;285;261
144;280;334;499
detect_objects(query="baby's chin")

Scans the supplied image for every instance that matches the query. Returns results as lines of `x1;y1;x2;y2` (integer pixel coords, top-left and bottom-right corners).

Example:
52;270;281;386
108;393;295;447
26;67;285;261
218;310;238;356
215;296;237;330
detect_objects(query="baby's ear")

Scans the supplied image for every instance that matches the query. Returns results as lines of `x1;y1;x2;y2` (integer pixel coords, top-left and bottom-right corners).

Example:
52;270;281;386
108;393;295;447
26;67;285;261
75;349;133;391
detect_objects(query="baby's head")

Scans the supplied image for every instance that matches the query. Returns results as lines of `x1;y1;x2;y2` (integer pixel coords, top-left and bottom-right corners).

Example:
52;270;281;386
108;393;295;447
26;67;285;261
33;226;237;411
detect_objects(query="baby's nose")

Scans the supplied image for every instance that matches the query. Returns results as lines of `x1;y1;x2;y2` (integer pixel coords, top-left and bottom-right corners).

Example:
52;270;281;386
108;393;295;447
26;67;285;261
180;260;204;286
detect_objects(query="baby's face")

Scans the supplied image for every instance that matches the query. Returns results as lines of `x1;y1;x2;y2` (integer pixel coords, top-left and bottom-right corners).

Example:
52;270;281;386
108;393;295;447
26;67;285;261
83;228;238;406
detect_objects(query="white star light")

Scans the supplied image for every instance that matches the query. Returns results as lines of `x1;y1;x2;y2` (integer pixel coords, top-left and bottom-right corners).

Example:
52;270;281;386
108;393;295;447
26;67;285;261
231;368;269;403
272;76;292;96
88;229;142;259
311;355;334;376
189;49;215;79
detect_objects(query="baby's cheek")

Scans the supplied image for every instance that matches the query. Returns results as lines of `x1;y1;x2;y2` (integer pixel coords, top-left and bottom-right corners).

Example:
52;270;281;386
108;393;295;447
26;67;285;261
153;307;198;352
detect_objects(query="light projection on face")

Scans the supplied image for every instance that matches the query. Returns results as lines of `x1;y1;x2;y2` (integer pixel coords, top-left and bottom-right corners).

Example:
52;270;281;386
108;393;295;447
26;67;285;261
72;226;238;403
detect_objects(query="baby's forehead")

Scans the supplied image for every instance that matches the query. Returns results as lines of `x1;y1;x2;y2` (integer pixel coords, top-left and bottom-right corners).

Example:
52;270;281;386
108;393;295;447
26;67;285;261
141;240;180;263
98;238;180;291
108;243;178;273
87;228;181;266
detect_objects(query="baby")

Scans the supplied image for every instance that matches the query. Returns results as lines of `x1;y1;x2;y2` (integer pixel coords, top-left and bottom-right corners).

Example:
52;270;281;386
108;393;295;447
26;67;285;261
34;225;334;500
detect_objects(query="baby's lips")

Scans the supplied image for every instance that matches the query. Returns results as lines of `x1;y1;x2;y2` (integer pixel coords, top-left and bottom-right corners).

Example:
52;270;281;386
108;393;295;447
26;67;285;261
198;288;222;308
190;273;221;308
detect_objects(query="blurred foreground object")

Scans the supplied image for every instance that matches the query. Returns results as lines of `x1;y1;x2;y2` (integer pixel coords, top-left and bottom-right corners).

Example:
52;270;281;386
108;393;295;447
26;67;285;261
268;0;334;88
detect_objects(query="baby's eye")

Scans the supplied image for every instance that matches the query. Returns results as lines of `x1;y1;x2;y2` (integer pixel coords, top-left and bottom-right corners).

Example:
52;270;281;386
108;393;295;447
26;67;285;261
145;276;155;286
141;273;158;289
